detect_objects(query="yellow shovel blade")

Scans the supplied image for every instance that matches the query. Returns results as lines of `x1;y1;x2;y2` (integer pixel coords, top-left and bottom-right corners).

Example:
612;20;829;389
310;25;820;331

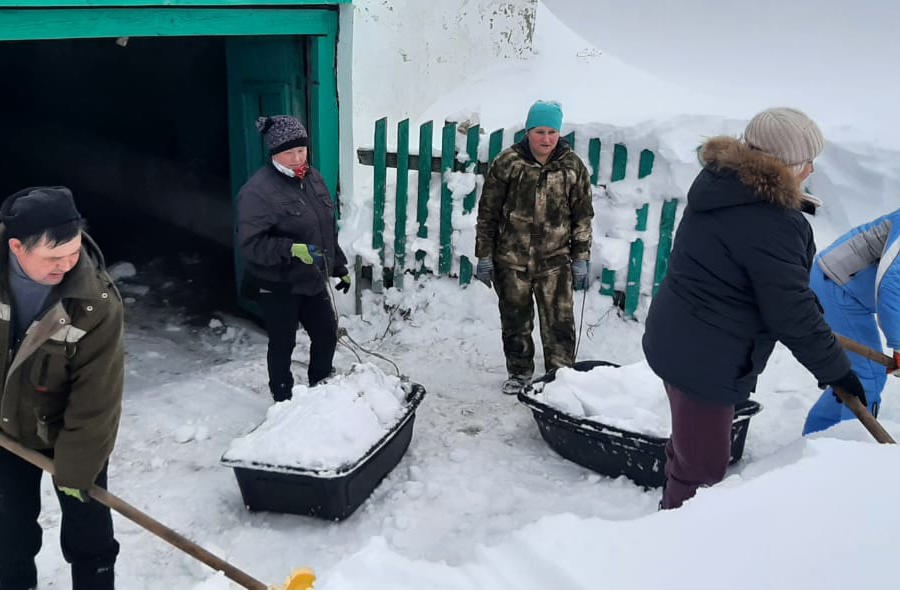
272;567;316;590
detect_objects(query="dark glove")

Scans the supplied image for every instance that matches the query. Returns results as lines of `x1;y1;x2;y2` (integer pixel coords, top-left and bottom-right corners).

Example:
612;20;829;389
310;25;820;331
475;257;494;288
822;369;867;407
335;274;351;294
58;485;90;503
572;259;590;291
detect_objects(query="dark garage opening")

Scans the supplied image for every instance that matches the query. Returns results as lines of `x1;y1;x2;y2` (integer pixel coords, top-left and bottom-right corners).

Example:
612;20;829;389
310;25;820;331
0;36;238;317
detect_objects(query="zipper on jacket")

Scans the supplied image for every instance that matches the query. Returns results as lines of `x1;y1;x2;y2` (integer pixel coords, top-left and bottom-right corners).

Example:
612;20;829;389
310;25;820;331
36;354;50;392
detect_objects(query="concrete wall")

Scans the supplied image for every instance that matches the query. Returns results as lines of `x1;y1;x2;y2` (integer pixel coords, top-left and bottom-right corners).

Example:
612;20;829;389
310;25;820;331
336;0;538;203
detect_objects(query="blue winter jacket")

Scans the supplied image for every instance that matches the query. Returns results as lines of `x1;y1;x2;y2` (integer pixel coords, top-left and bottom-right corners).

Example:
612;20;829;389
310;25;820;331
817;209;900;348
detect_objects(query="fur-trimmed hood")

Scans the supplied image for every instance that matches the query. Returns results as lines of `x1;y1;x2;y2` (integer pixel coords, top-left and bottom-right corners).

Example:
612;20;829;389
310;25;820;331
692;136;805;212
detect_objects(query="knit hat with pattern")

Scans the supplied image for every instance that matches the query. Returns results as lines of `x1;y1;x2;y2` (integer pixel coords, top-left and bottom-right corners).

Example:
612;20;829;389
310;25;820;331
256;115;309;155
743;107;824;166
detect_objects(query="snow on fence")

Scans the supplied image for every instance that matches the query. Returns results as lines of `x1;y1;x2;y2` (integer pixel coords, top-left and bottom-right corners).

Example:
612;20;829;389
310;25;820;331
355;117;680;319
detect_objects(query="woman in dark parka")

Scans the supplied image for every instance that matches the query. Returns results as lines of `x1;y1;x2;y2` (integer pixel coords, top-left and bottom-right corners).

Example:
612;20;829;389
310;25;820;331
642;107;866;509
237;115;351;402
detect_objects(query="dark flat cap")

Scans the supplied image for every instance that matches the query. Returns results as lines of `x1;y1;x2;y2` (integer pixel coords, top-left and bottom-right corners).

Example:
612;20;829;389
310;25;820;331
1;186;82;240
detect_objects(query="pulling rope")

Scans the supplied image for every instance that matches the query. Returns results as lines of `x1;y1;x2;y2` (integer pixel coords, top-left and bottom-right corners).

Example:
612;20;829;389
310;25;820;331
573;286;587;361
318;254;588;375
319;253;403;379
338;327;402;378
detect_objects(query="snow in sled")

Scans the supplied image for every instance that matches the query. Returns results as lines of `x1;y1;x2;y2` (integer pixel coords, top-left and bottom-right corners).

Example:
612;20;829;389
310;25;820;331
221;362;426;520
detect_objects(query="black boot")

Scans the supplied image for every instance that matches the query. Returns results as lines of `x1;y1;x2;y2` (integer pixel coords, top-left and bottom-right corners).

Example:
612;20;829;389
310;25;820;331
0;560;37;590
269;380;293;402
309;367;336;388
72;562;114;590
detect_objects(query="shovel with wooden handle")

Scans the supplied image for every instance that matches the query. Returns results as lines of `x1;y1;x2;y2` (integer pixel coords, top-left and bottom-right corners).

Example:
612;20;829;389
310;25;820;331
0;431;315;590
832;334;897;444
834;334;896;370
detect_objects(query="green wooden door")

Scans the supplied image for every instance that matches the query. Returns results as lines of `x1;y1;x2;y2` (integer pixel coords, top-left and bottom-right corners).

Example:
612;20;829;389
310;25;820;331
227;36;306;312
227;36;306;196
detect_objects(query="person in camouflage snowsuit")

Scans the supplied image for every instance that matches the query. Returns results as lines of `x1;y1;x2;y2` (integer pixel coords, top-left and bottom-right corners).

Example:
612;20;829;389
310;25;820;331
474;100;594;394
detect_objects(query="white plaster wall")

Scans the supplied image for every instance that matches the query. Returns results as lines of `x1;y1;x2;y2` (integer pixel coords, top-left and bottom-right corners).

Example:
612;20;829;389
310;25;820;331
336;0;537;203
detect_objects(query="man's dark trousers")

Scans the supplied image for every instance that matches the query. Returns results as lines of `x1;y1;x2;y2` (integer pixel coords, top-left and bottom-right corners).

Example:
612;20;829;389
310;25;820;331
0;446;119;589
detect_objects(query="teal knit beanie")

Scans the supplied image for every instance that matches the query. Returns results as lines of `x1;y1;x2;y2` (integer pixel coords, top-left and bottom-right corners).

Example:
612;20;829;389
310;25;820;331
525;100;563;131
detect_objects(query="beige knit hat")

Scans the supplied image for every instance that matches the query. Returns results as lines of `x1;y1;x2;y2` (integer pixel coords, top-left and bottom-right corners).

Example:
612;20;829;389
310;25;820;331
744;107;825;165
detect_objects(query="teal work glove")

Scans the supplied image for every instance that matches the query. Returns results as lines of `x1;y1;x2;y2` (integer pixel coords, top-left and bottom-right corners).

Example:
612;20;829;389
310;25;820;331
572;259;590;291
290;243;323;265
58;486;89;503
335;274;351;294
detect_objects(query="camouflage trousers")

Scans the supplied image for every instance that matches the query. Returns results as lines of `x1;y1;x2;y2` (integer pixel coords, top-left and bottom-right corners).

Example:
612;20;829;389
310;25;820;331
493;264;575;378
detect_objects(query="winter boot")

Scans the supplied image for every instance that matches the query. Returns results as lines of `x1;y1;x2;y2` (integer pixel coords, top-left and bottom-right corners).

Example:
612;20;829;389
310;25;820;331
501;375;531;395
269;380;293;403
309;368;337;388
72;562;114;590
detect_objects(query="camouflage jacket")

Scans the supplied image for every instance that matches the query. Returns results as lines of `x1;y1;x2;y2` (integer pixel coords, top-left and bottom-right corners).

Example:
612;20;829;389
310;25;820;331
475;138;593;273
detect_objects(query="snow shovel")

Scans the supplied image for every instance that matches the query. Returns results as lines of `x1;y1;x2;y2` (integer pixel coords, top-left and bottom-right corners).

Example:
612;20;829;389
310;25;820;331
0;431;316;590
834;333;895;370
831;334;897;444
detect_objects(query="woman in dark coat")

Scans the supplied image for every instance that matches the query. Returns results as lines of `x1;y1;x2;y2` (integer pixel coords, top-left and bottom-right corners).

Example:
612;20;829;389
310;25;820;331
237;115;351;401
642;107;866;509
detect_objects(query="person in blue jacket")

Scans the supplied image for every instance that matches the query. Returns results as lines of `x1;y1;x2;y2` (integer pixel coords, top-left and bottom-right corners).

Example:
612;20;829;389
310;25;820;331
802;211;900;434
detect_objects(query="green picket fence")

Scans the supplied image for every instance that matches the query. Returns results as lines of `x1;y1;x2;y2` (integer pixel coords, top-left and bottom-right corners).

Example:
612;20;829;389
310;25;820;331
356;118;680;319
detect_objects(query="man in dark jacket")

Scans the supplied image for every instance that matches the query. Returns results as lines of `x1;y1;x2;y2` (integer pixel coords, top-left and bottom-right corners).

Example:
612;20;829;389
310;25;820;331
642;108;866;509
237;115;351;401
0;187;124;589
474;100;594;394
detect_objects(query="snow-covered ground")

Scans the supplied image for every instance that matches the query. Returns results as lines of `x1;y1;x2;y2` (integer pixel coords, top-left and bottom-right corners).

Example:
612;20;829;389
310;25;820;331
29;265;900;590
20;0;900;591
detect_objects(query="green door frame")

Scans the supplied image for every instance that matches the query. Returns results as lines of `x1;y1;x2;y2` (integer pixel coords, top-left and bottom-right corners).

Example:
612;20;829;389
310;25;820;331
0;3;342;198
